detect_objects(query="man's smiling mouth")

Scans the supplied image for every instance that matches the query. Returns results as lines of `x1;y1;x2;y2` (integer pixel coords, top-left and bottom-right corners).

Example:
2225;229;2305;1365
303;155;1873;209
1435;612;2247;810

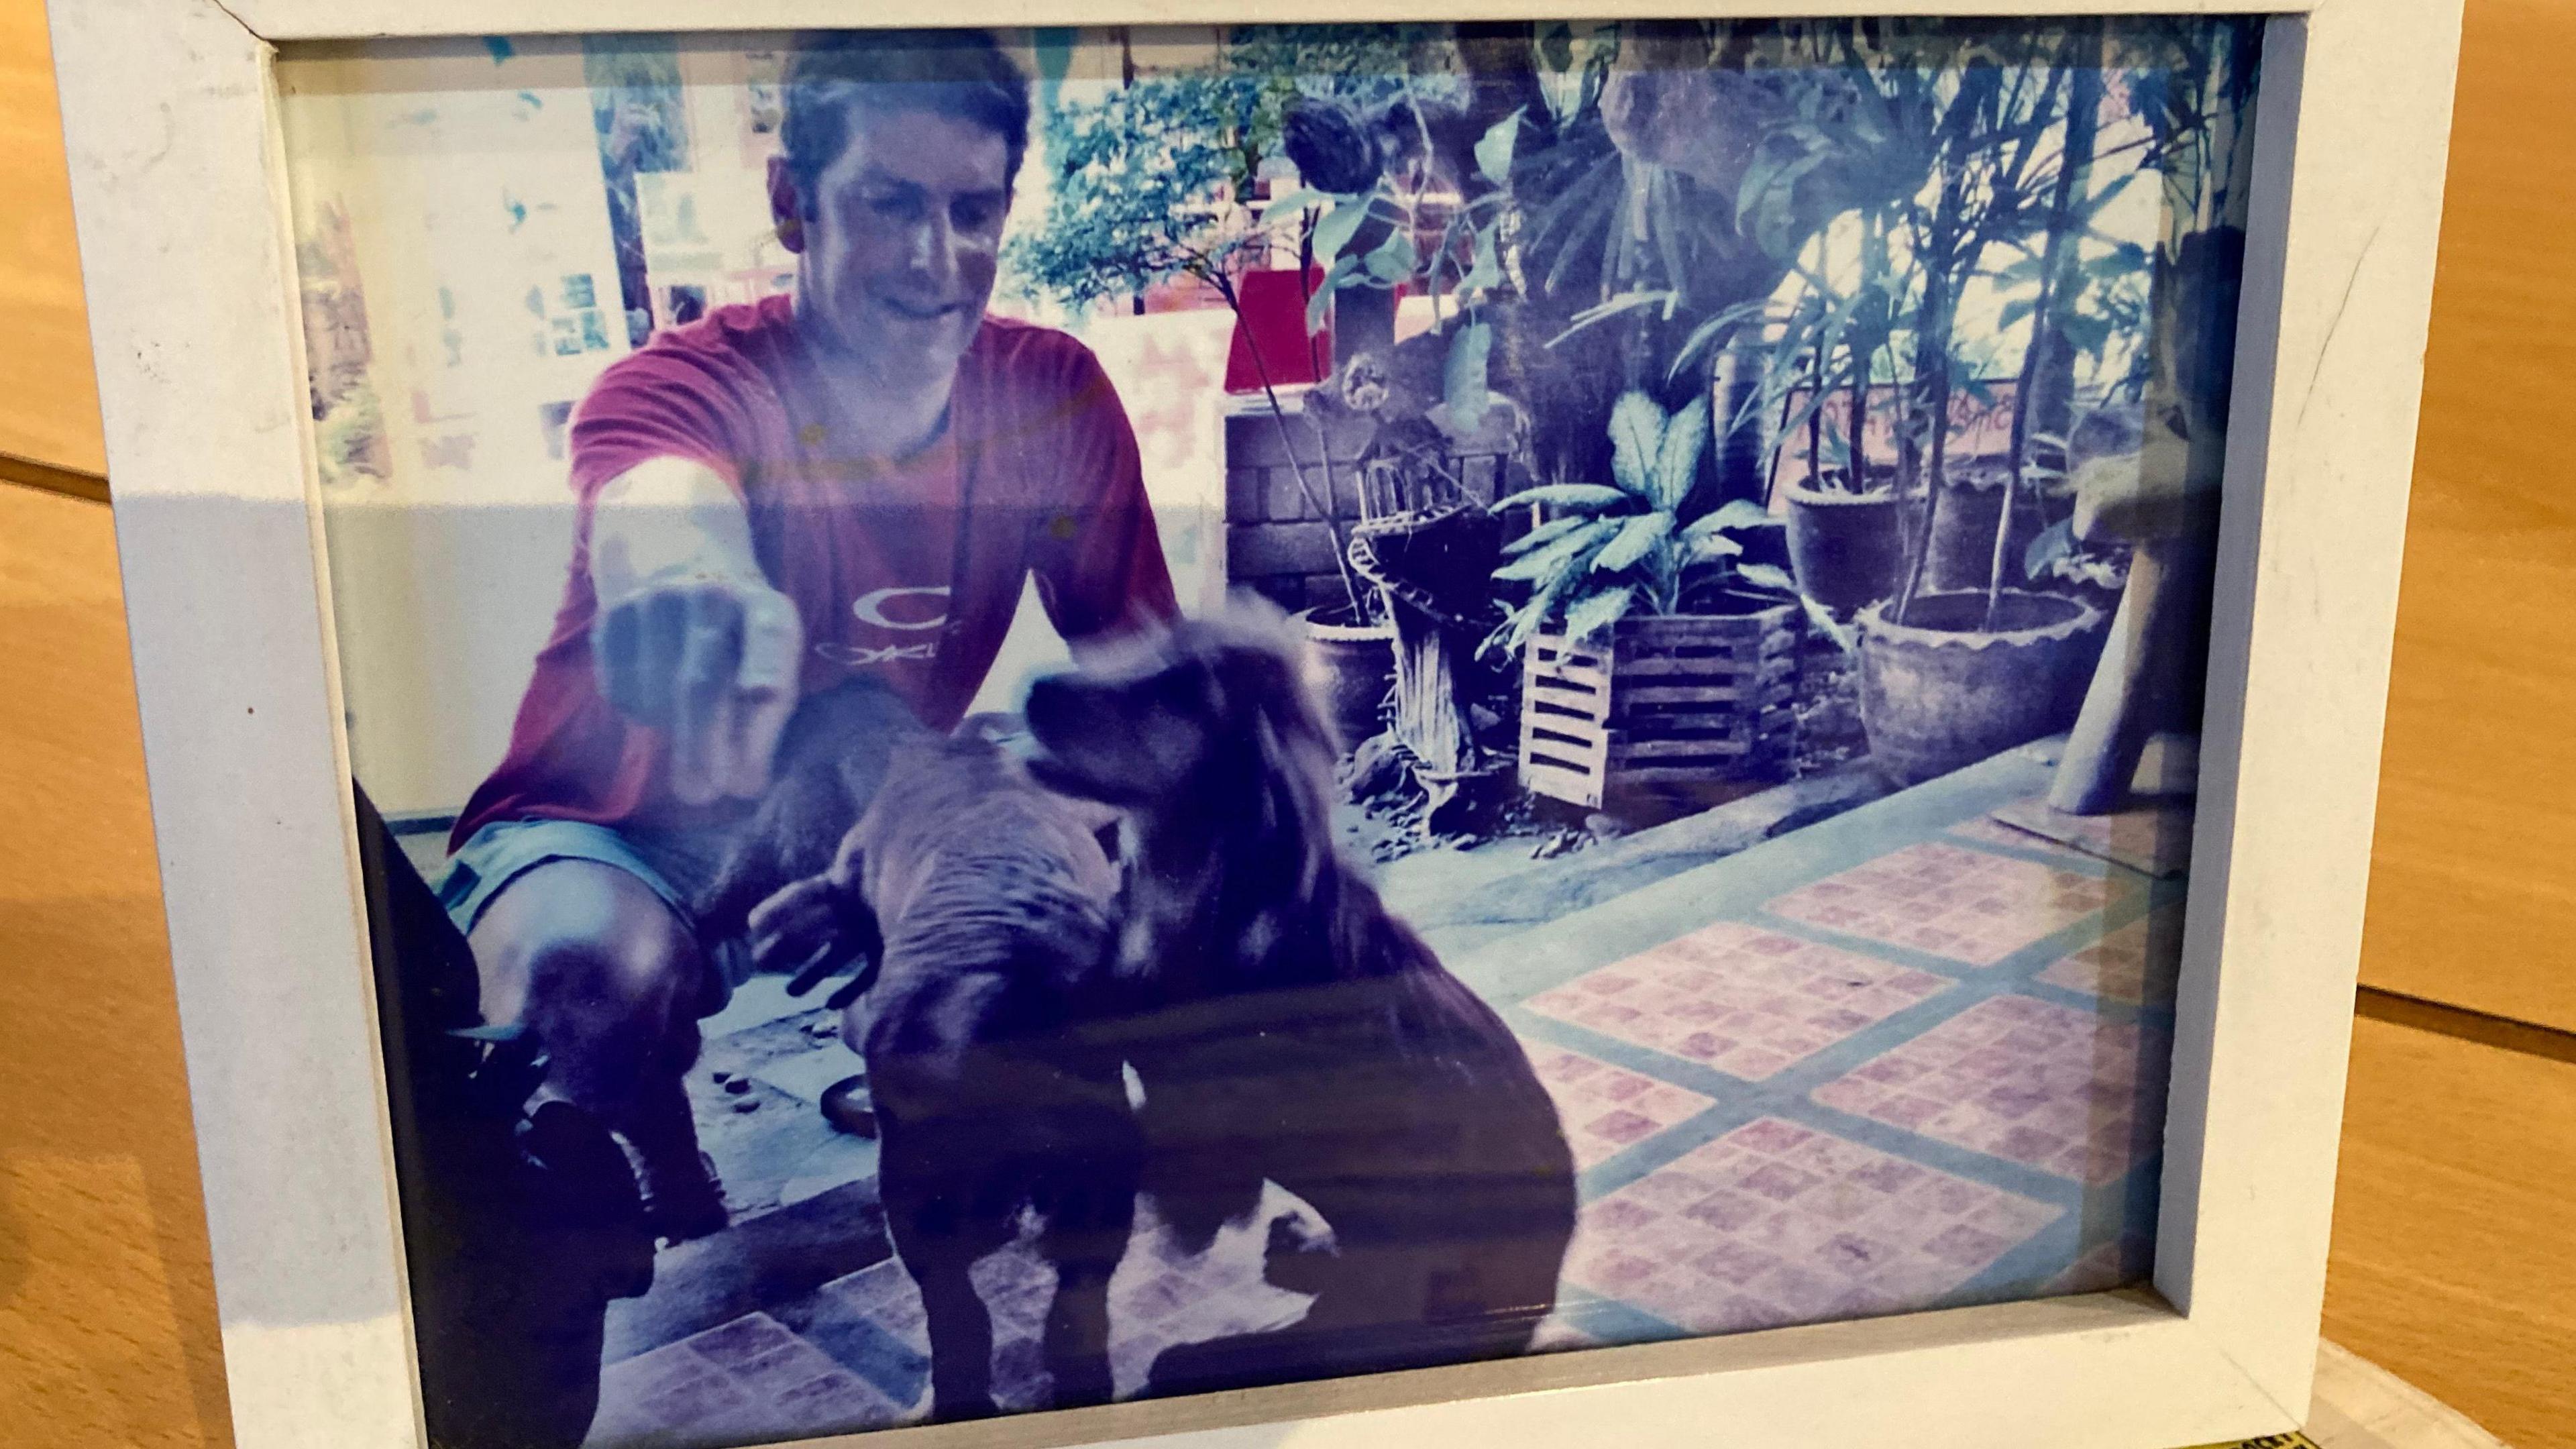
879;297;964;322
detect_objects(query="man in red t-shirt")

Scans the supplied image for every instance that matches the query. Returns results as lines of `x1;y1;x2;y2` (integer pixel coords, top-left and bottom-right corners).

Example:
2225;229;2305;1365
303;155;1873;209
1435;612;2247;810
435;31;1176;1240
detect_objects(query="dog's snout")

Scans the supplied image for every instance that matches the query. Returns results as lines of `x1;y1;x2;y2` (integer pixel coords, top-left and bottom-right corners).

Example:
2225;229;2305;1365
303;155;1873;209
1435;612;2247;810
1024;672;1083;743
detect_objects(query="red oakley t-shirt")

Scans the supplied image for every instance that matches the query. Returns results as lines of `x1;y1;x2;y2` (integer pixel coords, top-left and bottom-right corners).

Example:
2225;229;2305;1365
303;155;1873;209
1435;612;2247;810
452;296;1177;847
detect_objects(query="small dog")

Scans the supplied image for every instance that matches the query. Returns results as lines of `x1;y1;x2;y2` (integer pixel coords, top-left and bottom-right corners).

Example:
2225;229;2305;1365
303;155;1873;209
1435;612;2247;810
693;674;932;959
747;728;1140;1419
1022;606;1578;1397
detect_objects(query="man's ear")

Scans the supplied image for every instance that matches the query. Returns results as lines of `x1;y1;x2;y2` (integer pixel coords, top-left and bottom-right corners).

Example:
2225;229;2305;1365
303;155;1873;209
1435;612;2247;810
767;155;808;254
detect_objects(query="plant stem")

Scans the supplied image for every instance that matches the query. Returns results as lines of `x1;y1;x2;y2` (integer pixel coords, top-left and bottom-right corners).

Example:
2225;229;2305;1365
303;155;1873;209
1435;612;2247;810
1989;64;2089;630
1806;341;1825;488
1894;153;1970;629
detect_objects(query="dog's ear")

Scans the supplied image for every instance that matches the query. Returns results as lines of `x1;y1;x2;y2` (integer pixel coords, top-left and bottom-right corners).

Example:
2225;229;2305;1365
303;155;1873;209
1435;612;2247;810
1215;636;1339;765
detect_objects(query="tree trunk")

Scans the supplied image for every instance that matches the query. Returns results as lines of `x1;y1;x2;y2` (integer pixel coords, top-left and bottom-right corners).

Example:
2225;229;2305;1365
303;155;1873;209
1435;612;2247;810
2027;50;2104;484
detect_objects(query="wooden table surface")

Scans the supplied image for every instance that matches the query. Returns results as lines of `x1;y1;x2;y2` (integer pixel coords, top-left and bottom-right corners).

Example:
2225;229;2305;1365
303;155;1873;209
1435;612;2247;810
1;0;2571;1445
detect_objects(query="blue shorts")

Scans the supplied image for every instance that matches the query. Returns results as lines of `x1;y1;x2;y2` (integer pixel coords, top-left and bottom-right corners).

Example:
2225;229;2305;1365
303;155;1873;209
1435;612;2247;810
437;816;753;992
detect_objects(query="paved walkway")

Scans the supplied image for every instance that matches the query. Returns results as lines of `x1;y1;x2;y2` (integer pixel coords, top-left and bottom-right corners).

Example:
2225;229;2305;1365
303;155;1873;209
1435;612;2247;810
578;743;2190;1448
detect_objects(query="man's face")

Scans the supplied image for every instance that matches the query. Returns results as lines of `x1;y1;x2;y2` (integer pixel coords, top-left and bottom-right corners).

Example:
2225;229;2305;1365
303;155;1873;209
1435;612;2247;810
775;106;1012;390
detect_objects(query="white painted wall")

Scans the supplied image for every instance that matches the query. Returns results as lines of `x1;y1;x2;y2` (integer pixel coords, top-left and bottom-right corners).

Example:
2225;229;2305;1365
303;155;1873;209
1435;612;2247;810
277;36;1233;820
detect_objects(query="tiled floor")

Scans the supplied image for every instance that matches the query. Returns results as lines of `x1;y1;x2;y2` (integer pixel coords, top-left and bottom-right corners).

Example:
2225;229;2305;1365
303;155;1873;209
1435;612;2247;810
1809;995;2171;1185
1764;840;2129;967
1560;1117;2061;1334
578;754;2188;1448
1523;924;1953;1081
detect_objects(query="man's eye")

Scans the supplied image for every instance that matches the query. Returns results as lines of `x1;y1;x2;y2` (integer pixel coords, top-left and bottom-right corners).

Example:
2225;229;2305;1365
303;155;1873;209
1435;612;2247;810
953;199;1004;233
865;193;924;221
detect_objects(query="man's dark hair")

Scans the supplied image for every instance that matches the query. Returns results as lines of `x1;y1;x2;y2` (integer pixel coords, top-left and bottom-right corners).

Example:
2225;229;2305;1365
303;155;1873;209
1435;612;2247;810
780;30;1033;209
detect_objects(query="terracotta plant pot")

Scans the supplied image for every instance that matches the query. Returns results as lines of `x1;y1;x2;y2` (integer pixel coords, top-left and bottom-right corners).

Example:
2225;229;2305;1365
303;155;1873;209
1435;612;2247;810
1782;480;1907;612
1295;604;1396;751
1856;590;2106;786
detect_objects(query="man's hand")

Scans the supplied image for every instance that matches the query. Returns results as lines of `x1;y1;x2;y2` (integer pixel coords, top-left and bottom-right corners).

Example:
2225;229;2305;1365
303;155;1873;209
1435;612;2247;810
588;460;802;805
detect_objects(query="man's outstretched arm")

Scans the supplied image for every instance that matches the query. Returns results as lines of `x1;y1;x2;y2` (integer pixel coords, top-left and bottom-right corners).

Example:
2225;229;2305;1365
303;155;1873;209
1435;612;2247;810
588;456;804;804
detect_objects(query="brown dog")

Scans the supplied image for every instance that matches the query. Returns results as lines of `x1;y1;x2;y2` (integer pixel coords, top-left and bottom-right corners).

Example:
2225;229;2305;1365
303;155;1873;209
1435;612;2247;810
1022;606;1578;1397
747;729;1139;1419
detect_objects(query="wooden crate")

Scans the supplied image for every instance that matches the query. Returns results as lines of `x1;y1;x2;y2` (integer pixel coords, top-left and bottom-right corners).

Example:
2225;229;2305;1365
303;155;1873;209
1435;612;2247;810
1519;606;1801;809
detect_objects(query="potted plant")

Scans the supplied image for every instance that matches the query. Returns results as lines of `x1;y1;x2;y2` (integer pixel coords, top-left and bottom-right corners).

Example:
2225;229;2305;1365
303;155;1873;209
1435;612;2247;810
1708;25;2169;786
1772;222;1910;614
1842;33;2116;785
1006;63;1399;732
1485;389;1797;809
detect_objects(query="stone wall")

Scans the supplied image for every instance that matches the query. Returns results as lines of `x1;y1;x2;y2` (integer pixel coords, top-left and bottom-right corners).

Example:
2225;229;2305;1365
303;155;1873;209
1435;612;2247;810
1221;391;1526;616
1222;394;1372;615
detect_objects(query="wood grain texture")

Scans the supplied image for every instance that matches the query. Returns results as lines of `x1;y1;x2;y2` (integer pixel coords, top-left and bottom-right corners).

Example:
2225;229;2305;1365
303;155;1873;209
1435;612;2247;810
0;482;229;1448
2359;0;2576;1033
2324;1003;2576;1449
0;0;102;476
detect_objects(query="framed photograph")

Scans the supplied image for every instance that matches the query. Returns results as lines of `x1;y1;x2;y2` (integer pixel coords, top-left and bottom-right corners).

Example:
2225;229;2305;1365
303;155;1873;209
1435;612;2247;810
48;3;2462;1448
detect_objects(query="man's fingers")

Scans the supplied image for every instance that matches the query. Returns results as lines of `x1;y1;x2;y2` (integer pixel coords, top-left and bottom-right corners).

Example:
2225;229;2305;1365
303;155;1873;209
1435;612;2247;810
670;586;745;782
634;589;693;729
748;876;833;965
593;600;645;720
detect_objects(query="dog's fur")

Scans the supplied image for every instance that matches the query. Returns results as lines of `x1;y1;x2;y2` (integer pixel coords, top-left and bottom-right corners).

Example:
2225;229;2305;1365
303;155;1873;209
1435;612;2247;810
693;674;933;957
1023;607;1578;1397
747;729;1140;1419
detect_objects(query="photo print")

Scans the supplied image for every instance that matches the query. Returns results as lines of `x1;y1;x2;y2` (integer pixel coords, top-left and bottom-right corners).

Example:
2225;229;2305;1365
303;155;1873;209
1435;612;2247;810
280;16;2259;1448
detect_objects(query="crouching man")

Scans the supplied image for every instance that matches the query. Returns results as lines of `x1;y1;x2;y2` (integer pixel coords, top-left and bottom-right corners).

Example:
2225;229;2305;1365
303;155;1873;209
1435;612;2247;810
437;29;1176;1239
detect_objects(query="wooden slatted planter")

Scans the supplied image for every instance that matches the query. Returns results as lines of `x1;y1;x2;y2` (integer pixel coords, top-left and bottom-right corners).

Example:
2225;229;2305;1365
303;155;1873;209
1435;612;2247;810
1518;600;1802;809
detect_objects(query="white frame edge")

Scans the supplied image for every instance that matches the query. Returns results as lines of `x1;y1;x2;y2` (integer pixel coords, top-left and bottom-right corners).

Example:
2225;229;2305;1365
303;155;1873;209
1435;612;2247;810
45;1;2463;1447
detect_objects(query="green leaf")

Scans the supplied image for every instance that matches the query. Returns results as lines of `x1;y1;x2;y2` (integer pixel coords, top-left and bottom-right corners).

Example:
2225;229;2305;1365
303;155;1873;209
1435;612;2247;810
1652;395;1708;511
1474;107;1525;184
1494;517;1617;585
1364;226;1418;284
1592;511;1674;573
1547;288;1683;350
1682;499;1774;540
1305;255;1358;337
1561;583;1636;644
1313;199;1369;264
1663;299;1775;384
1688;532;1743;561
1445;320;1493;436
1500;514;1589;557
1490;482;1630;513
2023;517;2076;580
1736;562;1798;595
1261;186;1332;217
1607;391;1666;500
1460;225;1504;296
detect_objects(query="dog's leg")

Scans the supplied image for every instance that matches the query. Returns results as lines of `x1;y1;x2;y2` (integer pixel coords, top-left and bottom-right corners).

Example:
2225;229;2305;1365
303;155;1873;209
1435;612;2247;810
1036;1150;1136;1408
881;1128;1002;1421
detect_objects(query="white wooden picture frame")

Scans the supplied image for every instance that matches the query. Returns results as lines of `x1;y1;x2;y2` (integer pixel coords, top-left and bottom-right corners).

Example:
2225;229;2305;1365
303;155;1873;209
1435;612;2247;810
46;2;2462;1448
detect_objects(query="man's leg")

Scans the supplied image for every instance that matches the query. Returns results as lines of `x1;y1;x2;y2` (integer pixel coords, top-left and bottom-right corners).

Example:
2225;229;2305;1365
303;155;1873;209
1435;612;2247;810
469;858;727;1241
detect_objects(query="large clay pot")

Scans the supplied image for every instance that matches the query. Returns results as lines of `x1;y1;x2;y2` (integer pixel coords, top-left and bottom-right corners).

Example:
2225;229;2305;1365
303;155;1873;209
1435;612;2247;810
1296;604;1396;751
1782;481;1906;612
1857;590;2105;786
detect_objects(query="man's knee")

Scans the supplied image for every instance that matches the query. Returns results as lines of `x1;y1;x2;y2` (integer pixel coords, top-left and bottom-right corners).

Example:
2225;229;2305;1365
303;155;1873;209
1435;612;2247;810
527;930;694;1026
473;861;704;1037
